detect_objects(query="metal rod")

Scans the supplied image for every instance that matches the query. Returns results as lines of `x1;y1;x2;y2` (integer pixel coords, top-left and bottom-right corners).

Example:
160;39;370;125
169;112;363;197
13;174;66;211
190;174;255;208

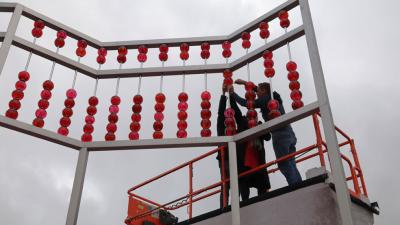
48;47;60;80
65;148;89;225
93;78;99;96
23;38;36;71
72;57;80;89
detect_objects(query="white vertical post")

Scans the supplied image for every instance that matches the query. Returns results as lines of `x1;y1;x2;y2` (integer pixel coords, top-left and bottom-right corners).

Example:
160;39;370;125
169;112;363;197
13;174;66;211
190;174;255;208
0;4;22;77
66;148;89;225
228;141;241;225
298;0;354;225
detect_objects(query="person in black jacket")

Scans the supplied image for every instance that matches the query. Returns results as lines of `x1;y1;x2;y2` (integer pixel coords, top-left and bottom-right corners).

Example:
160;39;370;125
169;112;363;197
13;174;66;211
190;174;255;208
217;84;271;208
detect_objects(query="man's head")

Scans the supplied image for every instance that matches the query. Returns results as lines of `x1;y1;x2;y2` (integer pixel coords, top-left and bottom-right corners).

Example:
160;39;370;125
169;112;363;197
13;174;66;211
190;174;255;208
256;82;271;98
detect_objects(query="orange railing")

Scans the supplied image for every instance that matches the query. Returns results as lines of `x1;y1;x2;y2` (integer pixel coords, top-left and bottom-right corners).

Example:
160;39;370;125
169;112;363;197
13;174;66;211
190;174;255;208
125;113;368;222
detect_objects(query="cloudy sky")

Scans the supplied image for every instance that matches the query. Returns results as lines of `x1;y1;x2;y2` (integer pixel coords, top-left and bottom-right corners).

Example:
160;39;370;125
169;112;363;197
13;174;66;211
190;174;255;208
0;0;399;224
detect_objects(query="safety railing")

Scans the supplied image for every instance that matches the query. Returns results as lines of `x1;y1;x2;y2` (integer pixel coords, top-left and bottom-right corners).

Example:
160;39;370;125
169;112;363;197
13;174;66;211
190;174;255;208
125;113;368;223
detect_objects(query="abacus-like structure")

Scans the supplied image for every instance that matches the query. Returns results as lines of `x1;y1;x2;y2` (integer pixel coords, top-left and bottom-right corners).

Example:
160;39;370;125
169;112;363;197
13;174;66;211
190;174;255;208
0;1;372;225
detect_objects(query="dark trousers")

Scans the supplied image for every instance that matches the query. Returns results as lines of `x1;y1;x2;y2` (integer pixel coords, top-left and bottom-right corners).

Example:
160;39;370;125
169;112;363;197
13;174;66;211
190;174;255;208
273;137;302;185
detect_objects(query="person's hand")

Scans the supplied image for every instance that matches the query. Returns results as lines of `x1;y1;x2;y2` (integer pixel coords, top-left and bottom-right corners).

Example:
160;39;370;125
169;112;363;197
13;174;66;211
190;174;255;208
228;85;234;94
235;79;246;85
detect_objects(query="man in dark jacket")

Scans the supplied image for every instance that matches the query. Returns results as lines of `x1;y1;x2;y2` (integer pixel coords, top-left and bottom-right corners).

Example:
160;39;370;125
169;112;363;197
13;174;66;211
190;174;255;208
217;85;271;208
231;80;302;185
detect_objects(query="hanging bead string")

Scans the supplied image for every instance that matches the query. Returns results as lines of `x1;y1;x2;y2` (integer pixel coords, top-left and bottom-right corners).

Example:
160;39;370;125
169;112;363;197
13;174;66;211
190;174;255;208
160;61;165;92
48;48;60;80
116;64;122;95
204;60;208;90
24;38;37;71
199;42;211;137
153;44;168;139
71;57;80;89
137;63;143;95
93;78;99;96
201;42;210;91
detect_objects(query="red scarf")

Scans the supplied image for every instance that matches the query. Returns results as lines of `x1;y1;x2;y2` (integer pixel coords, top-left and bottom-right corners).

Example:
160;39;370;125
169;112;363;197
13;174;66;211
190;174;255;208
244;141;260;168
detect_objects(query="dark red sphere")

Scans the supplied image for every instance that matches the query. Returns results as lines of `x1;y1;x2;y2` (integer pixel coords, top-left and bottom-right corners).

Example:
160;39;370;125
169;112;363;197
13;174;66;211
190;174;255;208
224;117;236;127
248;119;257;128
106;123;117;133
222;49;232;58
34;20;45;29
246;100;255;109
201;91;211;100
129;132;139;140
242;40;251;49
132;104;142;113
177;120;188;130
155;93;166;103
5;109;18;119
278;10;289;20
15;81;27;91
280;19;290;28
138;45;148;54
154;112;164;121
9;99;21;110
178;92;188;102
177;111;188;120
32;118;44;128
89;96;99;106
223;77;233;86
264;68;275;78
118;46;128;55
201;100;211;109
97;55;106;64
241;32;251;40
290;90;302;101
81;133;92;142
159;52;168;61
54;38;65;48
267;99;279;110
137;53;147;63
83;124;94;134
178;102;188;111
98;47;107;56
76;47;86;57
111;95;121;105
57;30;67;39
32;28;43;38
247;109;257;118
200;50;210;59
259;21;269;30
264;58;274;68
117;54;127;64
200;119;211;129
268;109;281;120
159;44;169;53
87;106;97;116
259;29;270;39
177;130;187;138
153;131;163;139
153;121;163;131
289;81;300;90
131;113;141;122
180;43;190;52
43;80;54;90
262;50;273;59
60;117;71;127
201;109;211;119
85;115;95;124
201;42;210;50
222;41;231;50
245;82;255;91
18;71;30;82
286;61;297;72
225;127;236;136
201;129;212;137
62;107;73;117
130;122;141;132
12;90;24;100
245;91;256;100
77;40;87;48
288;71;299;81
105;132;116;141
155;103;165;112
133;94;143;104
223;69;232;78
180;51;189;60
64;98;75;108
292;100;304;109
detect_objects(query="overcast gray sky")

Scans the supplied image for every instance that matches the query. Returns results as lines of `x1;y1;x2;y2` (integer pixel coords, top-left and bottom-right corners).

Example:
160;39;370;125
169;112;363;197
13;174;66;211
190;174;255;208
0;0;399;224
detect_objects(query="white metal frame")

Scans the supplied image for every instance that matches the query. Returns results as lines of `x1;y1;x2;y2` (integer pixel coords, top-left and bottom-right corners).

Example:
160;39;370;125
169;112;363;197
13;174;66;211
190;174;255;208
0;1;355;225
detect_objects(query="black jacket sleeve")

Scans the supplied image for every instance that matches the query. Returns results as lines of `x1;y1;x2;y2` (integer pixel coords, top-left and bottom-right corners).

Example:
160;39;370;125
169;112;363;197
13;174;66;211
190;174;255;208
231;92;247;107
217;95;227;137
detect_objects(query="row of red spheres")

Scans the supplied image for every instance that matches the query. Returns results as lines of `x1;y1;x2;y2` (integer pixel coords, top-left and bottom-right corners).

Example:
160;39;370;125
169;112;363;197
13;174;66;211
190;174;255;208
57;89;78;136
153;93;166;139
81;96;99;142
177;92;189;138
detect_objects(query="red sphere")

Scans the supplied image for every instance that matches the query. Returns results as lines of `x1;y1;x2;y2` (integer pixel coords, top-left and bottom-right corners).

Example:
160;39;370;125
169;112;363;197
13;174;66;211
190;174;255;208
35;109;47;119
76;47;86;57
108;113;119;123
118;46;128;55
66;89;77;99
201;129;211;137
138;45;148;54
278;10;289;20
32;28;43;38
224;117;235;127
292;100;304;109
32;118;44;128
9;99;21;110
131;113;141;122
15;81;27;91
159;44;169;53
34;20;45;29
5;109;18;119
201;100;211;109
155;103;165;112
111;95;121;105
177;111;187;120
247;109;257;118
77;40;87;48
43;80;54;90
245;91;256;100
267;99;279;110
98;48;107;56
85;115;95;124
177;120;188;130
222;41;231;50
245;82;255;91
178;92;188;102
137;53;147;63
241;32;251;40
223;77;233;86
153;131;163;139
224;108;235;118
81;133;92;142
259;21;269;30
132;104;142;113
178;102;188;111
222;49;232;58
223;69;232;78
129;132;139;140
60;117;71;127
262;50;273;59
201;42;210;50
89;96;99;106
246;100;255;109
64;98;75;108
18;71;30;82
97;55;106;64
264;68;275;78
290;90;302;101
41;90;52;100
12;90;24;100
130;122;141;132
280;19;290;28
159;52;168;61
259;29;270;39
242;40;251;49
133;94;143;104
154;112;164;121
200;119;211;129
248;119;257;128
54;38;65;48
289;81;300;90
62;107;72;117
180;51;189;60
264;58;274;68
106;123;117;133
201;109;211;119
83;124;94;134
201;91;211;100
225;127;236;136
177;130;187;138
117;54;127;63
201;50;210;59
180;43;190;52
105;132;116;141
153;121;163;131
57;30;67;39
87;106;97;116
109;105;119;113
155;93;166;103
268;109;281;119
288;71;299;81
286;61;297;72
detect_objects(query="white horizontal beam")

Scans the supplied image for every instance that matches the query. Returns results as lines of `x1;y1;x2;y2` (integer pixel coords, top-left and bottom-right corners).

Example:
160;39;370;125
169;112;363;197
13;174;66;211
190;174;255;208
84;136;232;151
0;2;17;12
12;36;97;78
233;101;320;143
0;115;83;150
